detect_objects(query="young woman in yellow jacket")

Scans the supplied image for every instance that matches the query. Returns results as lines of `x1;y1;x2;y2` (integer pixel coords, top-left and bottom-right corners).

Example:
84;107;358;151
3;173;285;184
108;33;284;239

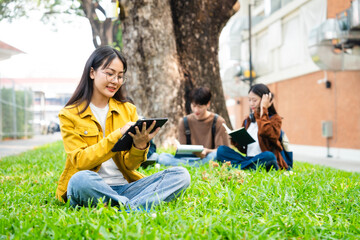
56;46;190;211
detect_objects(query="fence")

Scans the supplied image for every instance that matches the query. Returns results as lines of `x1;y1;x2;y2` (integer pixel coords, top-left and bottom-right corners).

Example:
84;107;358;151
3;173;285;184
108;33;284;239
0;78;34;140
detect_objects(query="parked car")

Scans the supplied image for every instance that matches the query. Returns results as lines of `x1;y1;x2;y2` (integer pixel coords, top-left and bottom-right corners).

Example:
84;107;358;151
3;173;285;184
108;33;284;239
47;120;60;134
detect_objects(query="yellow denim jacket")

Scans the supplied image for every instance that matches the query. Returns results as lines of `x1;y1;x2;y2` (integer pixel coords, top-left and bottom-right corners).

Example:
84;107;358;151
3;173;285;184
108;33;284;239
56;98;148;202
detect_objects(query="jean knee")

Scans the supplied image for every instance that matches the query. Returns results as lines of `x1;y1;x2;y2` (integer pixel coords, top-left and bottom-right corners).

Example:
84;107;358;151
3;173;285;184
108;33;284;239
158;153;173;159
69;170;94;182
263;151;276;161
68;170;96;192
170;166;191;188
216;145;227;159
157;153;174;164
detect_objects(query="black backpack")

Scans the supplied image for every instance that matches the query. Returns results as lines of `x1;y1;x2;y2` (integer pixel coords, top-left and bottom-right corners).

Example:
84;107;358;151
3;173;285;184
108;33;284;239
183;114;218;149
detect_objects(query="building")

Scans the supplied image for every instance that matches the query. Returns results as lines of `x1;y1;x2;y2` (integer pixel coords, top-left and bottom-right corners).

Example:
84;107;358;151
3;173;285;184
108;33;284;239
0;40;24;61
0;77;77;135
220;0;360;160
0;41;28;139
0;40;79;136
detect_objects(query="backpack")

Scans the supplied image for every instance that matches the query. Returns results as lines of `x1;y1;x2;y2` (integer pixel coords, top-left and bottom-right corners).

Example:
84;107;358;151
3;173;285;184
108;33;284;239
245;118;293;169
278;130;293;169
183;114;218;149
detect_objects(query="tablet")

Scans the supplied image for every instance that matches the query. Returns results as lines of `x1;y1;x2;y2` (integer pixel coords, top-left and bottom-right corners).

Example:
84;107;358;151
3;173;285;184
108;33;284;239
111;118;168;152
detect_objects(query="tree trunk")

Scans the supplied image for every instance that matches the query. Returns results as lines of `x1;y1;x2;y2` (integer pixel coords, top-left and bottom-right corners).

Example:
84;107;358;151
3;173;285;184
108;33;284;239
170;0;236;124
81;0;116;47
120;0;236;146
82;0;237;146
121;0;185;147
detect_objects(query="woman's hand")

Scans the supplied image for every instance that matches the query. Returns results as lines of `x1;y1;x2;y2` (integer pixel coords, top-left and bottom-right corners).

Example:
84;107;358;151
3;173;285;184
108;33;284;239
260;93;273;117
120;121;136;135
128;120;160;150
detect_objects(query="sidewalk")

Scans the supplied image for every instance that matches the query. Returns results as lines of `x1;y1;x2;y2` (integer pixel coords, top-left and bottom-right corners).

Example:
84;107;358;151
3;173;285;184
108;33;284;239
294;153;360;173
0;133;62;159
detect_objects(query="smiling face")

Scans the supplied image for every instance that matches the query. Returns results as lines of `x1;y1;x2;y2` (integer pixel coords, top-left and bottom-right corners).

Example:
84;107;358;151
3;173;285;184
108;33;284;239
90;57;125;107
248;91;262;113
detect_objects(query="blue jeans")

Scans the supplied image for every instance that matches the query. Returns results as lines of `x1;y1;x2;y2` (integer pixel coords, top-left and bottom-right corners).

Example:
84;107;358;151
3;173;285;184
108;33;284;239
216;145;279;171
67;167;191;210
157;151;217;167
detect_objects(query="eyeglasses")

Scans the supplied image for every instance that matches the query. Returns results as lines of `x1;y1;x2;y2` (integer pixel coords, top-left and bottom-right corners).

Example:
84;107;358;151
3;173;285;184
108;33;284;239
102;71;127;85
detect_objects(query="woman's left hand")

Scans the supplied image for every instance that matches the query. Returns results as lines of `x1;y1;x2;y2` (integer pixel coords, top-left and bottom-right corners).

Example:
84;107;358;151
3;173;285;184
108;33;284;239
128;120;160;150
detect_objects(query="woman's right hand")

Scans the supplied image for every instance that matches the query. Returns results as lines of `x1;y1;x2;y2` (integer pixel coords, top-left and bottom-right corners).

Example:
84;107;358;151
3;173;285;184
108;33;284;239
120;121;136;135
261;93;273;110
260;93;273;117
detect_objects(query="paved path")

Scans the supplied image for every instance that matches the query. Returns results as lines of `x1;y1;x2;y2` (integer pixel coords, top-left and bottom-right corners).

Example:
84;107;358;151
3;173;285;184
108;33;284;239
0;134;359;173
294;153;360;173
0;133;62;159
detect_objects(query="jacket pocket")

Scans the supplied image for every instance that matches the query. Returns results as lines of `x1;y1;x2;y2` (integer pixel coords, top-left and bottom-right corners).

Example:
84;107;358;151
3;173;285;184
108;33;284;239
74;126;99;146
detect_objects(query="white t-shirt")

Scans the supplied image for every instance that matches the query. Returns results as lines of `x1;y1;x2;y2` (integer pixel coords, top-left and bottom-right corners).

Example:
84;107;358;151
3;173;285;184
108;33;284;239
90;103;128;186
246;121;262;157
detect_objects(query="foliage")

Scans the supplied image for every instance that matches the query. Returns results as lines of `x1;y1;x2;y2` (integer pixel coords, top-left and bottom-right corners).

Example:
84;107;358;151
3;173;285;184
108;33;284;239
0;0;82;23
1;141;359;239
0;0;120;47
0;0;36;22
39;0;83;23
113;19;123;50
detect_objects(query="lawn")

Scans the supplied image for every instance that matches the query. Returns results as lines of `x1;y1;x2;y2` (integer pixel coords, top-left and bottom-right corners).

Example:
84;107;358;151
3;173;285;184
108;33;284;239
1;141;359;239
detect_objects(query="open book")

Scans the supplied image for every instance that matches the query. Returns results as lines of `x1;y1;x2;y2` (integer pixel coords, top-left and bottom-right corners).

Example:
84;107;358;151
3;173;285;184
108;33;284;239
175;144;204;156
222;123;255;146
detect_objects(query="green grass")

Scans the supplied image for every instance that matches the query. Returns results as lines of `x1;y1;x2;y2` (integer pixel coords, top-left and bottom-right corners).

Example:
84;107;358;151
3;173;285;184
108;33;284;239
1;141;359;239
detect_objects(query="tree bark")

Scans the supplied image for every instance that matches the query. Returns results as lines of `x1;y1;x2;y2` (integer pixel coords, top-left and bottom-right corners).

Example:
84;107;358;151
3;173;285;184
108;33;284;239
121;0;185;146
120;0;236;146
80;0;116;47
170;0;236;124
81;0;237;146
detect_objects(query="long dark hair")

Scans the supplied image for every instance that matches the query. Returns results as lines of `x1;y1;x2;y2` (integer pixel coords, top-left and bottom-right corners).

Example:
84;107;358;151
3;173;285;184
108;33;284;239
65;46;128;114
249;83;277;116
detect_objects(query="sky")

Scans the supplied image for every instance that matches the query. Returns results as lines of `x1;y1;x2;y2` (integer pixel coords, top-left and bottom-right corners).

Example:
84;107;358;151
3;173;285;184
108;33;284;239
0;10;95;79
